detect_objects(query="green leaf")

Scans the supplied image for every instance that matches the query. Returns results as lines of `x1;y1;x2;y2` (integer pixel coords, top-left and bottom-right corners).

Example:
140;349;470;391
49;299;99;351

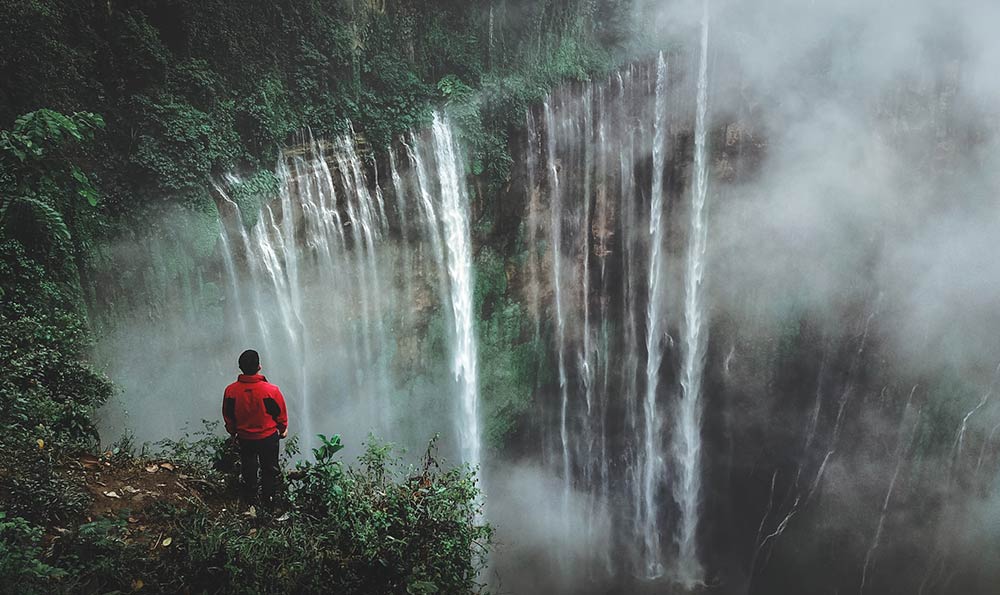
5;196;71;241
407;580;439;594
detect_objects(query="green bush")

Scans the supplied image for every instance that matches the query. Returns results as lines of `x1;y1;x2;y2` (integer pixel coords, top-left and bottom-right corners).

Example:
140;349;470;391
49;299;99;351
0;512;64;593
157;435;493;594
474;247;543;447
50;518;144;594
0;436;91;527
0;241;112;448
27;434;491;594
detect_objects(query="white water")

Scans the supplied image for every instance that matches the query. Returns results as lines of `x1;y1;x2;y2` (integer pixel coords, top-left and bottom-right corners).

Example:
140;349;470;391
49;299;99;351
214;118;480;465
642;51;670;578
524;58;718;578
544;100;572;507
430;114;482;473
672;4;710;584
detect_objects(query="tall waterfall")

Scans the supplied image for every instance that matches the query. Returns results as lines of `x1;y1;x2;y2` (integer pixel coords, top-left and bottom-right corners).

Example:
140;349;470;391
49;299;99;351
544;99;572;507
214;115;481;467
523;41;716;581
430;114;482;473
673;4;711;584
642;51;670;577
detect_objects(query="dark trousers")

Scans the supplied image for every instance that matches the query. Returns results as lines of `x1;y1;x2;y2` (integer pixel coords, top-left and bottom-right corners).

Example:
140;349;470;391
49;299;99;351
239;432;280;508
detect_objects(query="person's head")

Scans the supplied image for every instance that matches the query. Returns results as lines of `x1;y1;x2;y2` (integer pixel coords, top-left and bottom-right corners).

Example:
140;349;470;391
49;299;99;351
238;349;261;375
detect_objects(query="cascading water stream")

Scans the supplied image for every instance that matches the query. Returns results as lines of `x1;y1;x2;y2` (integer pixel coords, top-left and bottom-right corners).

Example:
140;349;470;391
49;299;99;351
544;100;572;509
430;113;482;474
642;51;670;578
672;4;711;584
213;115;480;465
522;25;719;584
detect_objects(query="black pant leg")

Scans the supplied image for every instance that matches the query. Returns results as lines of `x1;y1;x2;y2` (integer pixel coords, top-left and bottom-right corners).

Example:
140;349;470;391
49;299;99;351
259;433;280;509
238;438;260;506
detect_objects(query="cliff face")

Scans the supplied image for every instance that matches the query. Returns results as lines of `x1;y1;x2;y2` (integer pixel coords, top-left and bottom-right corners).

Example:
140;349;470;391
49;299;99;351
471;51;1000;593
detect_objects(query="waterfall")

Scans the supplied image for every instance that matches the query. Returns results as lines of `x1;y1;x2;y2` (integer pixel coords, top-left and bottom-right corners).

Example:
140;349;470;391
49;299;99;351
673;4;710;584
214;115;480;465
522;39;721;581
94;10;1000;591
214;187;248;343
430;114;482;473
195;44;729;588
642;51;670;578
544;100;572;506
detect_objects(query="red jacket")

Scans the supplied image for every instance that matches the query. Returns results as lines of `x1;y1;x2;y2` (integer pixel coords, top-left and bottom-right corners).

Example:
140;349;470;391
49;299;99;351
223;374;288;440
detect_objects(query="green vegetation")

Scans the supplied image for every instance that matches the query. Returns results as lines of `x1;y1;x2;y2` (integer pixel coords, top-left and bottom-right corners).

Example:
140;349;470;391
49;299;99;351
0;434;492;594
1;4;629;321
1;0;630;217
475;246;546;448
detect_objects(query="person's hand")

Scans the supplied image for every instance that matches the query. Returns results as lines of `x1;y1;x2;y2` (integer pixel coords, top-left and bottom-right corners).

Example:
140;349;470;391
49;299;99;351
280;428;288;439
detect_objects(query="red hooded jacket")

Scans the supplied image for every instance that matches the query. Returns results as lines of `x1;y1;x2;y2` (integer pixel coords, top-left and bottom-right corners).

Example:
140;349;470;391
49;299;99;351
222;374;288;440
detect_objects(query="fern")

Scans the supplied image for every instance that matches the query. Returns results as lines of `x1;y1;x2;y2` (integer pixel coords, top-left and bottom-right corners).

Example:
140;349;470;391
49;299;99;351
0;195;71;242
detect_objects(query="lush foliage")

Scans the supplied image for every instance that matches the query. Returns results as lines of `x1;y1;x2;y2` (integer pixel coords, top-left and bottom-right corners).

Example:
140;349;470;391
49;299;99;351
172;435;491;595
0;241;113;448
0;432;489;594
0;109;104;243
474;246;547;447
0;512;65;591
1;0;629;213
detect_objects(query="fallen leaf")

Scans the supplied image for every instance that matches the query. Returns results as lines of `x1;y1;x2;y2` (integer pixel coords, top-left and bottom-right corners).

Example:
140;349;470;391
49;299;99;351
36;439;45;449
80;454;102;469
145;465;158;473
158;462;175;472
132;578;144;591
161;537;172;547
122;485;140;494
104;491;121;499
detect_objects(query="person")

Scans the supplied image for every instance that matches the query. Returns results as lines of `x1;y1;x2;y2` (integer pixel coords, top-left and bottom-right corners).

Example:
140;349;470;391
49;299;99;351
222;349;288;511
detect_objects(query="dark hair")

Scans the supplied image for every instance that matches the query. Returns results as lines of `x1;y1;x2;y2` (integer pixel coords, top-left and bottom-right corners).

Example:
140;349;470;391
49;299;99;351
238;349;260;375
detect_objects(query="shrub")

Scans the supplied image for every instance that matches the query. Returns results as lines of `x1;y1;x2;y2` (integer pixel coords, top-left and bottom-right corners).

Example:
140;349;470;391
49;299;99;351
0;436;91;526
157;435;491;594
0;241;112;450
0;512;64;593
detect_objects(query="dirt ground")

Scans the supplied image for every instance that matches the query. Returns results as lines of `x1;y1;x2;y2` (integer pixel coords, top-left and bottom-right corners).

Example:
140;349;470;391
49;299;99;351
59;453;231;548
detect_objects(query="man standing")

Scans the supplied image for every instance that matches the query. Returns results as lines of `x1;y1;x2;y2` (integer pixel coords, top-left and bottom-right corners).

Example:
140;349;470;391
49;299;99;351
223;349;288;510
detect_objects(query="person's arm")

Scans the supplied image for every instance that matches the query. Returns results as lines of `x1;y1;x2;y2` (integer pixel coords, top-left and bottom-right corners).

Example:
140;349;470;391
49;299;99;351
264;388;289;438
223;390;237;437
